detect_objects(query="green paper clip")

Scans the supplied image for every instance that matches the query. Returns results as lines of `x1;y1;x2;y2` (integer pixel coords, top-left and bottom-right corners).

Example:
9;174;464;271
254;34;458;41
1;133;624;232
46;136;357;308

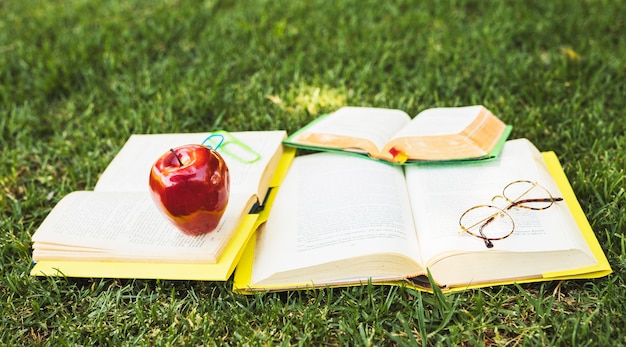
202;131;261;164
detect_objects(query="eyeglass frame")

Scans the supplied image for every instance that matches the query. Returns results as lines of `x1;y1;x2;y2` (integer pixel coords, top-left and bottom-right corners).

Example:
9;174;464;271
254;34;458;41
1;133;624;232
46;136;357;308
458;180;564;248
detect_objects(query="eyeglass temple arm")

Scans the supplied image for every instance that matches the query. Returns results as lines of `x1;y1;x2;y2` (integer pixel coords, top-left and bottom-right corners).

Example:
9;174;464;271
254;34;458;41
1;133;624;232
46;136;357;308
506;197;564;209
479;217;495;248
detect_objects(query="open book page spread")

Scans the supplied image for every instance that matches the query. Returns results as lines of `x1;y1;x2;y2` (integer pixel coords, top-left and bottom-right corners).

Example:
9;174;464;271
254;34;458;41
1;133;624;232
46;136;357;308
246;138;600;289
285;105;509;163
250;153;424;286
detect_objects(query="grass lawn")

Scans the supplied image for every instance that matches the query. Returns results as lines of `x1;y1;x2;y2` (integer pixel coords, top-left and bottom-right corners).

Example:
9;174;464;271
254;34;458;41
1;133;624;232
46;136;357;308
1;0;625;345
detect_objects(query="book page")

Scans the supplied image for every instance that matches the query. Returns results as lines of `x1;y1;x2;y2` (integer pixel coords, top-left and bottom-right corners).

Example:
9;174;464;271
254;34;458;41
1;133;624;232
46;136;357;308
392;106;484;137
404;139;594;267
290;107;411;152
94;131;286;200
31;190;253;263
250;153;423;285
380;105;508;161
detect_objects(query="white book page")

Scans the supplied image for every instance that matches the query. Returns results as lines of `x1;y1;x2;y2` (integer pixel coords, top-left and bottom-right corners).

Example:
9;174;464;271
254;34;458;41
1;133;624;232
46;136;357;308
392;105;483;138
404;139;588;264
250;153;422;284
301;107;411;150
31;190;252;263
94;131;286;198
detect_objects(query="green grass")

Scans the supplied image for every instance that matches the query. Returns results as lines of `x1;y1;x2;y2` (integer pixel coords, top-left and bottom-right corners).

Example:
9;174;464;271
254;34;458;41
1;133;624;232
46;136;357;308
1;0;625;345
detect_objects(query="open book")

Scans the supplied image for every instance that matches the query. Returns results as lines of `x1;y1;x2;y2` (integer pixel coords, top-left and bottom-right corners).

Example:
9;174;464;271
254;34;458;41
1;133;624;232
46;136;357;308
233;139;611;292
284;105;512;163
30;131;295;281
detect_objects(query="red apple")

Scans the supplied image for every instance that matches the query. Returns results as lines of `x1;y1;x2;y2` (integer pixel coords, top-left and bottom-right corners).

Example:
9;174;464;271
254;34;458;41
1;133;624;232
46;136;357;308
149;144;230;236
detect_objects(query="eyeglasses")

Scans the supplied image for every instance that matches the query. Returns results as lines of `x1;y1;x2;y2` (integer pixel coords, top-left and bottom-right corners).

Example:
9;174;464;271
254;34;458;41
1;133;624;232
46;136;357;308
459;180;563;248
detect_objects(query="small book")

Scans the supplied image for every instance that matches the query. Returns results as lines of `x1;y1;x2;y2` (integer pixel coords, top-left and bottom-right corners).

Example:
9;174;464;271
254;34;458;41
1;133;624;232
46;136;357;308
30;131;295;281
233;139;611;293
283;105;512;164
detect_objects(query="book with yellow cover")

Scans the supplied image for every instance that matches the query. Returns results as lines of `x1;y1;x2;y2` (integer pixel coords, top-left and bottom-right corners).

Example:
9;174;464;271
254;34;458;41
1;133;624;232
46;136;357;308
30;131;296;281
284;105;512;164
233;139;611;293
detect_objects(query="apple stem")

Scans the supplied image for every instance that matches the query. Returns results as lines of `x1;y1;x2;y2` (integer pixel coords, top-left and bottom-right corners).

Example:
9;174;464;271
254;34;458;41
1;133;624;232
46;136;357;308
170;148;184;167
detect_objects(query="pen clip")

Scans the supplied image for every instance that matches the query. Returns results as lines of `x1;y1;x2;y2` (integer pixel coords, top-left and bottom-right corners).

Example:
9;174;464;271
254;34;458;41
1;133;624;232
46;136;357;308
202;131;261;164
